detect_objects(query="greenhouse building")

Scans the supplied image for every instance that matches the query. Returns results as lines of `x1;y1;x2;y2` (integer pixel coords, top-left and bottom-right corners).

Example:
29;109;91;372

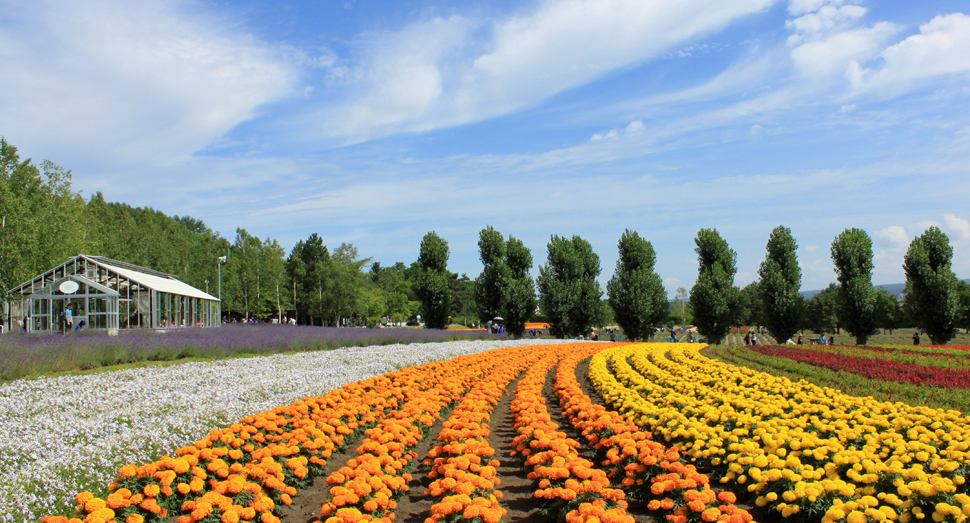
4;255;221;333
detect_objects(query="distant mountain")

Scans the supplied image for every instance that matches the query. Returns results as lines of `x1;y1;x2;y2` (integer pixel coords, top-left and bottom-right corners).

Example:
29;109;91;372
800;279;970;300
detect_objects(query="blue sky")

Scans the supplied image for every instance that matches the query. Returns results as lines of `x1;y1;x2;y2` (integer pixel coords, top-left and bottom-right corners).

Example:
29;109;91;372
2;0;969;294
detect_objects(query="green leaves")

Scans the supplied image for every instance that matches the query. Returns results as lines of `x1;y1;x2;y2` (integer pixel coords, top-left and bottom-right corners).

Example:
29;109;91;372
474;226;535;337
758;226;804;343
831;228;879;345
416;231;452;329
607;229;667;341
689;228;739;344
537;235;602;338
903;226;960;345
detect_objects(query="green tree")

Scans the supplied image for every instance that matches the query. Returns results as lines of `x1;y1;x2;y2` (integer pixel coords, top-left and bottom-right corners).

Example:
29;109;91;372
956;280;970;334
874;288;904;335
475;226;510;325
738;282;763;329
688;228;740;344
903;226;961;344
804;284;839;335
758;226;805;343
831;228;879;345
415;232;452;329
503;235;536;338
328;243;372;326
537;235;602;338
606;229;668;341
670;287;691;326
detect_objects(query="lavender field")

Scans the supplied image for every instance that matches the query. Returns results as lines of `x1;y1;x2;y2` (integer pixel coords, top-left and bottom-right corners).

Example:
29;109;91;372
0;338;574;522
0;324;502;381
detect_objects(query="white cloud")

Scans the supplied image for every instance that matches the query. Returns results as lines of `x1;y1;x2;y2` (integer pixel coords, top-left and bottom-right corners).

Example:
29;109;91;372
0;0;297;165
308;0;773;143
944;214;970;241
790;22;900;80
875;225;909;248
788;0;850;17
860;13;970;94
787;3;868;44
803;244;819;252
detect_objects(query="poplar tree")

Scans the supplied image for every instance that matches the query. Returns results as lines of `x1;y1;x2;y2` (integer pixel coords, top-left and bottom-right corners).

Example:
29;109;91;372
758;226;804;343
475;226;510;325
537;235;602;338
689;228;739;344
831;228;878;345
503;235;536;338
607;229;667;340
903;226;960;344
415;231;452;329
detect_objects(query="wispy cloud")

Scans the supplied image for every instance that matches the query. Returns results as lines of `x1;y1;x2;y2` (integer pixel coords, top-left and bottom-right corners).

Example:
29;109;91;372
302;0;774;144
0;0;298;166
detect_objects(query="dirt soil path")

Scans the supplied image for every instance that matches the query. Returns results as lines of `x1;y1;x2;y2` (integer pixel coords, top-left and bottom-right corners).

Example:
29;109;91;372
280;404;451;523
280;434;358;523
487;373;545;522
546;360;654;523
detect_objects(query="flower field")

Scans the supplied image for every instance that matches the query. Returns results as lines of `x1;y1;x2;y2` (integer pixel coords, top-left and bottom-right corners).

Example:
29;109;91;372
0;339;555;522
23;341;970;523
708;344;970;413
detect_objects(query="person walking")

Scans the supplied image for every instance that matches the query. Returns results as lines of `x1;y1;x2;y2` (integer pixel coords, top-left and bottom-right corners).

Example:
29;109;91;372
63;304;74;333
912;331;920;346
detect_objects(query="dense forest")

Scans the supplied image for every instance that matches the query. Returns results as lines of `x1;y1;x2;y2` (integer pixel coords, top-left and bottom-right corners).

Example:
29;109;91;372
0;138;480;327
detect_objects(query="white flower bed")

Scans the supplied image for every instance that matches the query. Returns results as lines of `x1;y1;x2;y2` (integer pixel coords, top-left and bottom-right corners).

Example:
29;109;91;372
0;339;574;522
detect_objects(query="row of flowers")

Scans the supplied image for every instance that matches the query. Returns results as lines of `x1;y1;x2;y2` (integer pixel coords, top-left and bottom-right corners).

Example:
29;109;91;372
747;345;970;389
707;344;970;415
593;343;970;523
798;345;970;370
420;348;546;523
42;351;495;523
319;349;524;523
557;345;753;523
509;344;636;523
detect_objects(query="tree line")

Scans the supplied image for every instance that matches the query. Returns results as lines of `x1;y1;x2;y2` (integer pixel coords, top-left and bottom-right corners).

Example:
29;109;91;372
3;137;969;339
683;226;970;345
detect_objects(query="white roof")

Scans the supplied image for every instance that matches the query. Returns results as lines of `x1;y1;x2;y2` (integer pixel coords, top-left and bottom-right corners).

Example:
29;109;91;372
97;260;220;302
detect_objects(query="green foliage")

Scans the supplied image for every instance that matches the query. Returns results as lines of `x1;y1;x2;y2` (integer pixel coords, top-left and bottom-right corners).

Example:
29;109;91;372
874;288;905;334
606;229;667;340
537;235;602;338
903;226;961;344
688;228;739;344
287;234;331;324
737;282;763;328
503;235;536;338
758;225;805;343
957;281;970;334
669;287;692;326
475;226;511;324
831;228;879;345
804;284;839;334
474;227;535;337
416;232;452;329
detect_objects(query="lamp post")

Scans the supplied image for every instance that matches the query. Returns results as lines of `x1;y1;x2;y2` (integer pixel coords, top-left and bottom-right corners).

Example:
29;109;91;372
218;256;227;321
